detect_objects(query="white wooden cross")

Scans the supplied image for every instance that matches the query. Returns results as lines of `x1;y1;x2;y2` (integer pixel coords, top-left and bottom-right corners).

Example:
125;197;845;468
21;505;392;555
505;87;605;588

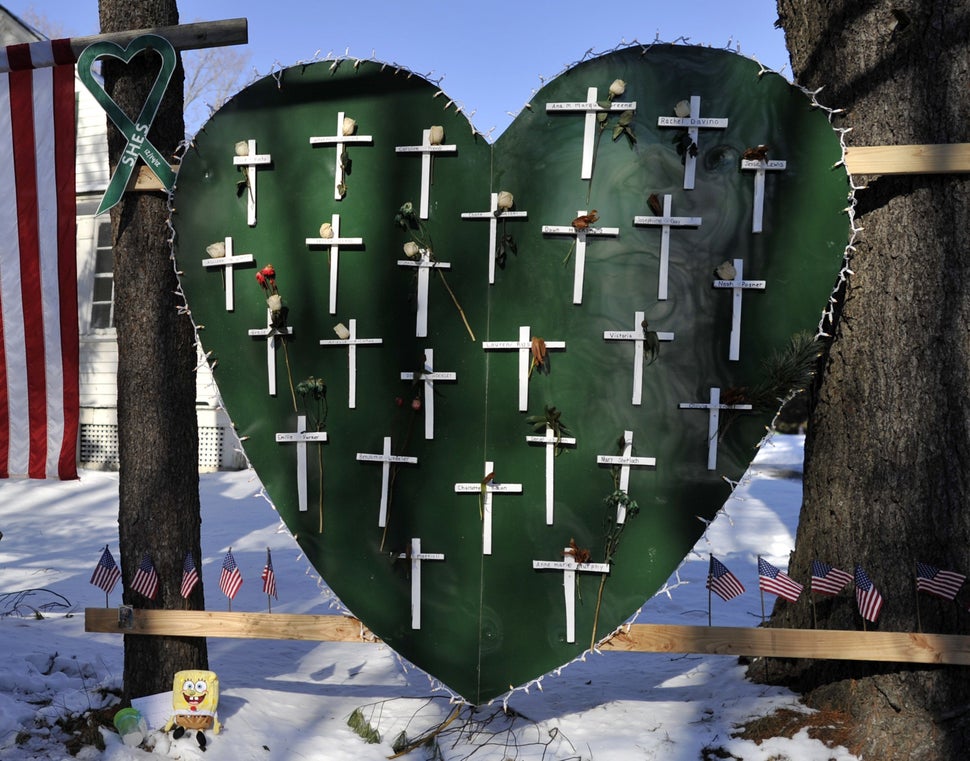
482;325;566;412
308;111;374;200
541;210;620;304
532;549;610;643
454;460;523;555
657;96;728;190
356;436;418;528
317;318;383;408
603;311;675;406
712;258;766;361
305;213;365;314
394;128;457;219
678;387;753;470
741;158;787;233
596;430;655;523
525;424;577;525
396;537;444;630
202;236;254;312
460;193;528;285
632;194;702;300
275;415;328;512
400;348;456;440
545;86;637;179
397;248;451;338
232;138;272;226
247;309;293;397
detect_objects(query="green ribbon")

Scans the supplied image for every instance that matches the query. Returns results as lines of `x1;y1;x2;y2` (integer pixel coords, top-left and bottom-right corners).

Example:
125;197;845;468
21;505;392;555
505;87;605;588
78;34;178;215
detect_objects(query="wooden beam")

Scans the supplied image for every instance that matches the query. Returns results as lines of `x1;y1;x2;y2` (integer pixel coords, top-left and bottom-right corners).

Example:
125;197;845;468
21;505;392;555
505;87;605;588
844;144;970;175
68;18;248;58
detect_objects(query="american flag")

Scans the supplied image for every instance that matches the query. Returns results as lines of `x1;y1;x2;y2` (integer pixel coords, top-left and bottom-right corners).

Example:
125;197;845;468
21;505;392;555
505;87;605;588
758;556;803;603
916;562;966;601
854;564;884;623
219;548;243;600
707;555;745;601
180;550;200;599
89;545;120;594
261;548;277;599
0;39;79;479
130;553;158;600
810;559;853;596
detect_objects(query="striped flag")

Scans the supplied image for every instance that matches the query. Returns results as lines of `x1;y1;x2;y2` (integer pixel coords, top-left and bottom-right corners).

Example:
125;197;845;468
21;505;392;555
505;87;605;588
90;545;121;594
854;564;884;623
130;553;158;600
707;555;745;601
810;559;853;596
0;39;79;480
261;548;277;600
916;562;966;601
758;556;803;603
180;550;200;599
219;548;243;600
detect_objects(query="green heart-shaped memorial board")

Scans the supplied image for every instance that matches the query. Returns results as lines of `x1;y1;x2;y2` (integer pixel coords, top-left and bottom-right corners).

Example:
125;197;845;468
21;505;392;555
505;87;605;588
173;44;848;704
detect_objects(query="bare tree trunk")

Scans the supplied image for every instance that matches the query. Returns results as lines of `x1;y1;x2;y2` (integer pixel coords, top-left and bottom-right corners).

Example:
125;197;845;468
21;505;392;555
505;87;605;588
99;0;208;699
760;2;970;758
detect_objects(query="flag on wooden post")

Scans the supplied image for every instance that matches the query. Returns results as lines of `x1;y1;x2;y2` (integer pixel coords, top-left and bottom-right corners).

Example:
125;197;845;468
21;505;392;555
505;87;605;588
261;547;277;600
758;556;803;603
810;559;852;596
180;550;200;599
707;555;745;601
854;564;884;623
0;38;79;480
89;545;121;595
130;553;159;600
219;548;243;601
915;562;966;601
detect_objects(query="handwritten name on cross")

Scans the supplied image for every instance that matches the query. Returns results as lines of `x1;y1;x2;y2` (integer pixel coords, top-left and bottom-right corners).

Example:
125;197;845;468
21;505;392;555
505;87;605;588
247;309;293;397
400;348;456;440
603;311;675;406
712;258;766;361
596;430;655;523
533;549;610;643
356;436;418;528
308;110;374;200
317;318;383;408
632;194;702;300
525;424;577;525
657;96;728;190
305;213;365;314
394;128;457;219
397;249;452;338
202;236;254;311
460;193;528;285
541;210;620;304
454;460;523;555
678;387;753;470
396;537;444;630
741;158;787;233
232;138;272;226
482;326;566;412
275;415;328;512
545;86;636;179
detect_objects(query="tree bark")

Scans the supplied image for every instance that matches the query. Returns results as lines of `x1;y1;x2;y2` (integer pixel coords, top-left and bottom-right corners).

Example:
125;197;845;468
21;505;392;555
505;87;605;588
761;2;970;758
99;0;208;699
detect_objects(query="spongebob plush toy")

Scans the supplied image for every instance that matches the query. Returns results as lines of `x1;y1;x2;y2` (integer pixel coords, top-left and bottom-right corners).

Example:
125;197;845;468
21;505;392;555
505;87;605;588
163;670;221;750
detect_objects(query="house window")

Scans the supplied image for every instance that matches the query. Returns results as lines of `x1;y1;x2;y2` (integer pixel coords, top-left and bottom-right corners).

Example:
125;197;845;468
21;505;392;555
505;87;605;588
90;218;114;330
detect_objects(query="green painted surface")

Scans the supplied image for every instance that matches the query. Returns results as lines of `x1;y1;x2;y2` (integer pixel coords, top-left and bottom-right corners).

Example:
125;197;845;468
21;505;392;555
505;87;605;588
173;44;848;704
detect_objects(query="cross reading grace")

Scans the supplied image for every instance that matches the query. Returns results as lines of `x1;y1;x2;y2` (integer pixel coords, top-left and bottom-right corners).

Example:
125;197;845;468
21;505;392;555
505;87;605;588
741;157;787;233
525;424;577;525
545;86;637;180
275;414;328;512
317;318;383;408
541;210;620;304
596;429;655;523
305;213;365;314
400;348;457;440
678;387;753;470
532;548;610;644
308;110;374;201
454;460;523;556
657;96;728;190
712;258;766;361
460;192;528;285
394;128;457;219
603;310;674;406
397;248;451;338
201;236;254;312
356;436;418;528
232;138;272;226
247;308;293;397
632;194;702;300
396;537;444;630
482;326;566;412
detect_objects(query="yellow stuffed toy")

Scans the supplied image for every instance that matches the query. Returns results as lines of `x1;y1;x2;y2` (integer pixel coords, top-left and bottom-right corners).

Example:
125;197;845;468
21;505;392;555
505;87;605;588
163;670;221;750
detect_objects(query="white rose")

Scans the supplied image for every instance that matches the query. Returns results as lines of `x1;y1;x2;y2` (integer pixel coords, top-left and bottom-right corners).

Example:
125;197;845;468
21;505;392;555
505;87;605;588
496;191;514;211
319;222;334;239
266;294;282;312
609;79;626;98
428;125;445;145
333;322;351;339
674;100;691;118
403;241;421;259
234;140;250;156
342;116;356;136
205;241;226;258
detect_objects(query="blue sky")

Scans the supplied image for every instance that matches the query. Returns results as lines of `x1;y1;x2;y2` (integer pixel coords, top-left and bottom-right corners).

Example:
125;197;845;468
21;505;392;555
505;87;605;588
7;0;790;135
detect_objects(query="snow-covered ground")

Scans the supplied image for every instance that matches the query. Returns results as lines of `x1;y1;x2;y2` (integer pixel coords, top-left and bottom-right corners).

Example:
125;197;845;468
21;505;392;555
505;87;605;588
0;433;858;760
